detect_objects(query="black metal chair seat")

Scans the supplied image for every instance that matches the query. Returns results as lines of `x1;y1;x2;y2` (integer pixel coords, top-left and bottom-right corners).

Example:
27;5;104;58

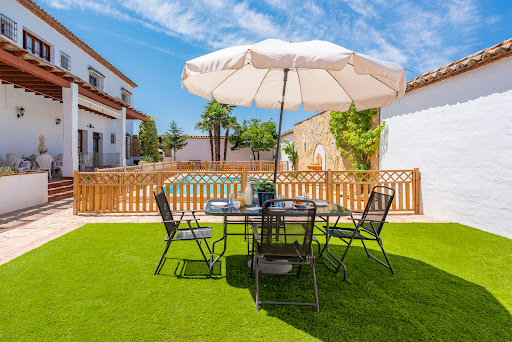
153;186;212;275
328;228;369;240
171;228;212;241
320;185;396;277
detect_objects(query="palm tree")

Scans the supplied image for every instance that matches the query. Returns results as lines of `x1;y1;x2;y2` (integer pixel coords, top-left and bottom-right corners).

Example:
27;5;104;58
222;115;238;161
196;100;236;161
195;115;214;161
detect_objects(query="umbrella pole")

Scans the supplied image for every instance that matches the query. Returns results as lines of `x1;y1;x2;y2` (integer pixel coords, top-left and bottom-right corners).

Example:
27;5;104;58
273;68;290;185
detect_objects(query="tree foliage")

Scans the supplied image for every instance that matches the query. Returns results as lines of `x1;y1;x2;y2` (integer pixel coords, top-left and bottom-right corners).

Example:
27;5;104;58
282;140;297;169
195;100;236;161
229;118;277;160
139;116;161;161
329;104;384;170
161;120;189;161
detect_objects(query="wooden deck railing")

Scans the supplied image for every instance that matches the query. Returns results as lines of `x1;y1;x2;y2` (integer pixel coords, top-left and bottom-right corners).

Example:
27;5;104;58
96;160;287;172
73;169;420;214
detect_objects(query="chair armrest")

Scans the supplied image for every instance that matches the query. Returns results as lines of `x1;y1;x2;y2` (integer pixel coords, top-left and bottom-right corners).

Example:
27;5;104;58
173;209;204;213
162;218;199;224
349;217;387;224
249;224;261;241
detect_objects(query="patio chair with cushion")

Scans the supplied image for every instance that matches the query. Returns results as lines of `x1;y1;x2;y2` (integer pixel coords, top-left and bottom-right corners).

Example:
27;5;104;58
6;153;31;172
35;154;55;179
251;199;319;312
153;186;212;275
320;185;396;276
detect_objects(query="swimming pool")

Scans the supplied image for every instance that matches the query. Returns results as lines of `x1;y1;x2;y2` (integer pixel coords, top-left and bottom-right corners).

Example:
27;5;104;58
164;175;252;195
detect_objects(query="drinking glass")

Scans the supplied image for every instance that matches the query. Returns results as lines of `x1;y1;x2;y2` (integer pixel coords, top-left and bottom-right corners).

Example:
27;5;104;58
229;193;235;205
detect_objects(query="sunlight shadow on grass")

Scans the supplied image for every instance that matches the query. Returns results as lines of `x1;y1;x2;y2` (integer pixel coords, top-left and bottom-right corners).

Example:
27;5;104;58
225;246;512;341
155;258;222;278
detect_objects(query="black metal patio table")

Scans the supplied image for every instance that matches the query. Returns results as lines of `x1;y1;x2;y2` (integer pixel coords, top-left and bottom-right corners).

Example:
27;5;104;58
204;199;352;278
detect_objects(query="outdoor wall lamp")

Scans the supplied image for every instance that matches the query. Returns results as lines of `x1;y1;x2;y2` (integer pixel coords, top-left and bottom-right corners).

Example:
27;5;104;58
87;123;94;128
17;107;25;118
56;118;61;125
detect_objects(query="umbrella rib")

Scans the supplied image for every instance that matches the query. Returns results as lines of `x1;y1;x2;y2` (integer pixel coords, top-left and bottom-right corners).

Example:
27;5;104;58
326;70;355;105
253;69;271;100
297;69;304;106
209;67;244;100
348;62;399;95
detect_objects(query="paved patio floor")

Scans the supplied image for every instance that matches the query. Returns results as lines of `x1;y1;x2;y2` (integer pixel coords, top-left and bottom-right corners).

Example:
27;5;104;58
0;200;446;265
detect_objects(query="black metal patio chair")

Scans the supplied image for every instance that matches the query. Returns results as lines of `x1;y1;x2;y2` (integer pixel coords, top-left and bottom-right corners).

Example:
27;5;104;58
320;186;396;275
250;199;320;312
153;186;212;275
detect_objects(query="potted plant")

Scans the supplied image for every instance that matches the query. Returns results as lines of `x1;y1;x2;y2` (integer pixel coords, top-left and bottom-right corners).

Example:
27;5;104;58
307;162;322;171
255;179;276;207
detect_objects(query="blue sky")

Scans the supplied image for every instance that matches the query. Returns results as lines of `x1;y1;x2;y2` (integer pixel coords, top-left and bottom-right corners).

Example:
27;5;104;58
40;0;512;135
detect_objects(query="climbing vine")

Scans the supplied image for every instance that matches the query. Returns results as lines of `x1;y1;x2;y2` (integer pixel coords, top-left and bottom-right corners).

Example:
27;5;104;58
329;104;384;170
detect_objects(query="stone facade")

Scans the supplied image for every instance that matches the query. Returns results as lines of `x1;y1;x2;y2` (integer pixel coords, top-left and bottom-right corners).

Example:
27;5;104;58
292;110;380;170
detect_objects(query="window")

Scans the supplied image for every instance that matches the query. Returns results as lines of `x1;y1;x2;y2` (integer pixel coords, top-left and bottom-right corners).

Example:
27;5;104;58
23;31;50;62
78;130;83;153
60;52;71;70
111;133;116;144
0;14;17;41
121;88;132;106
88;68;104;90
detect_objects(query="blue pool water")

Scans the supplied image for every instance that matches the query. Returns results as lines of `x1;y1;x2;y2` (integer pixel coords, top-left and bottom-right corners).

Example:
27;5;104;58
163;175;249;195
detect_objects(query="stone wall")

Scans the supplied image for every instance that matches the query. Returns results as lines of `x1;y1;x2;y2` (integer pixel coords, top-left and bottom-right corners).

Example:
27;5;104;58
293;110;380;171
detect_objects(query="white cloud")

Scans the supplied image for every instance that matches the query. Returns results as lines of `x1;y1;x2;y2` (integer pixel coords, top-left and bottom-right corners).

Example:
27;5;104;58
43;0;504;77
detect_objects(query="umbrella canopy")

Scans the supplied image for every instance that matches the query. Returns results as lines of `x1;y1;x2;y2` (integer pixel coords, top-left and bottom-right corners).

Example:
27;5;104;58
181;39;406;182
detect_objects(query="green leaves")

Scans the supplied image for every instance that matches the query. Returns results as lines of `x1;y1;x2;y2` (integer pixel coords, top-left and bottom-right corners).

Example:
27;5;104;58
139;116;161;162
161;120;188;160
228;118;277;158
282;140;297;168
255;179;276;193
329;104;384;170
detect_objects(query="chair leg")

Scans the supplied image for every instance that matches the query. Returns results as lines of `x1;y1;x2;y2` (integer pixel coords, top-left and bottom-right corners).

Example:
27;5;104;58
204;239;212;254
194;238;210;268
378;240;395;275
154;240;172;275
255;256;260;311
296;264;302;279
361;239;371;257
311;257;320;313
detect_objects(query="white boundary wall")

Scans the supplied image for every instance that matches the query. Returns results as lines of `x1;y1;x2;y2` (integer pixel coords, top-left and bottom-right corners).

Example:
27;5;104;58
380;56;512;239
0;172;48;214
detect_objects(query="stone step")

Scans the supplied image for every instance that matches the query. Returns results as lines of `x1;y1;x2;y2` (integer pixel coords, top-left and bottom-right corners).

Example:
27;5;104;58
48;185;73;195
48;179;73;189
48;190;73;202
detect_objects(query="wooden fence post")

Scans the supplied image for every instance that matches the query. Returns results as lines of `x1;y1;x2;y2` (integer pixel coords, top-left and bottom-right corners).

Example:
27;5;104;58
414;168;420;214
157;170;163;188
241;169;247;198
73;170;79;215
326;169;332;202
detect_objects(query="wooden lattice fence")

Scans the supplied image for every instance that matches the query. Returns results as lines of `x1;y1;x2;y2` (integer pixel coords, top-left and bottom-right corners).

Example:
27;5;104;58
74;169;420;214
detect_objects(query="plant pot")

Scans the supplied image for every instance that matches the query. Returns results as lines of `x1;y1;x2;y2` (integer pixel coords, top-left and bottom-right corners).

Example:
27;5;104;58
258;192;274;208
307;165;322;170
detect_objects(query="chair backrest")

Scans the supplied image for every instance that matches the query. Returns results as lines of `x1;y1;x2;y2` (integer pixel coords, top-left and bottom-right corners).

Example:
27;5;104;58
153;186;177;237
6;153;22;168
260;199;317;257
36;154;54;169
360;186;395;236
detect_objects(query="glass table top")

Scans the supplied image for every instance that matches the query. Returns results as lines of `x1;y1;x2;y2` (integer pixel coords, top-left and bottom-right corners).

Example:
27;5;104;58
204;199;352;217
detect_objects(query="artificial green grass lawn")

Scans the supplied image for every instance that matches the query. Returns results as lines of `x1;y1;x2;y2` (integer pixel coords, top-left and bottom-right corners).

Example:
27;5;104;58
0;223;511;341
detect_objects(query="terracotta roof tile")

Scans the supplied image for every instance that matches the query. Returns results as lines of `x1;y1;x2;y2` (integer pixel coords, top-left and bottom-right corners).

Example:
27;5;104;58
406;37;512;92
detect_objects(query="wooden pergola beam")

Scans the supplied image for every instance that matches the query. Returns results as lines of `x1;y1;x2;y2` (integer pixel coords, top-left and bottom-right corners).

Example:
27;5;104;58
0;49;70;88
78;86;122;110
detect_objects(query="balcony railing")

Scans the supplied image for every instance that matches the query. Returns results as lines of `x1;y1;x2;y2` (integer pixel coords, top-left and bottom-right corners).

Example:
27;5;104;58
0;14;17;41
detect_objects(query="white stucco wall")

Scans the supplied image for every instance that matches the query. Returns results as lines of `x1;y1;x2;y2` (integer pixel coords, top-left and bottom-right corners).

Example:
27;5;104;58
380;56;512;239
0;83;122;157
0;0;134;97
174;137;274;161
0;172;48;214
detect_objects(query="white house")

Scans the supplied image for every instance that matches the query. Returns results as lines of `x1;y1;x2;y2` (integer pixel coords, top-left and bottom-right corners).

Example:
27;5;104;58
0;0;148;177
380;37;512;239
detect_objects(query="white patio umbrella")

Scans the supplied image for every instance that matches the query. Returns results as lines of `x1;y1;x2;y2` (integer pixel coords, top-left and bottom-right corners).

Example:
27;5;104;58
181;39;406;183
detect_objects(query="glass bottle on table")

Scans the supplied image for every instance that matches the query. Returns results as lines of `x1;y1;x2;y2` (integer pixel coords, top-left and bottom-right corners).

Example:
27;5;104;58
237;191;245;207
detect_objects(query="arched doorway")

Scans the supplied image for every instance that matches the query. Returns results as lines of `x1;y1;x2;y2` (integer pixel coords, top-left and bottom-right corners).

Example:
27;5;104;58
313;144;325;170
